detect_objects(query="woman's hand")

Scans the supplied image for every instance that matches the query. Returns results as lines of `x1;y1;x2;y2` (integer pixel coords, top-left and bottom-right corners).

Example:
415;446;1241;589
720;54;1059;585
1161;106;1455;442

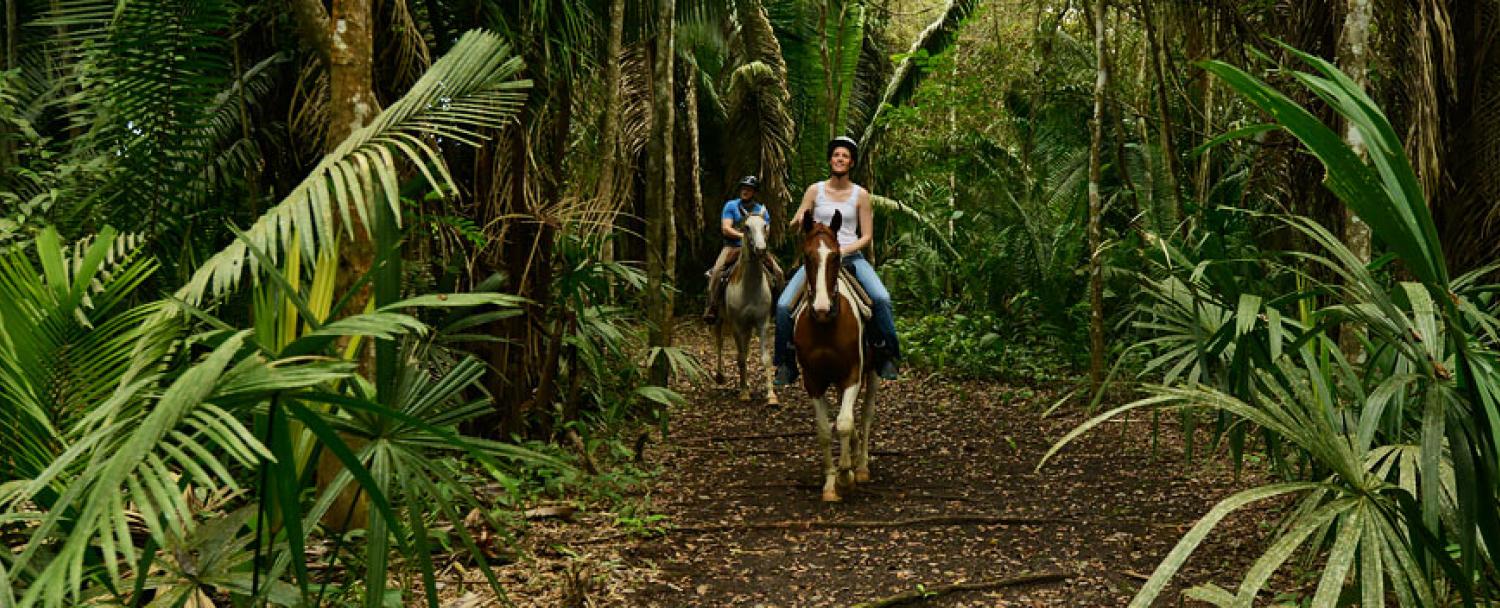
789;210;805;228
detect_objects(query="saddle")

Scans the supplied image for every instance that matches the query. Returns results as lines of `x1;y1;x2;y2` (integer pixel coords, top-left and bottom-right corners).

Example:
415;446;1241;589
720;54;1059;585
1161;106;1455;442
716;248;742;283
791;266;873;321
710;248;784;294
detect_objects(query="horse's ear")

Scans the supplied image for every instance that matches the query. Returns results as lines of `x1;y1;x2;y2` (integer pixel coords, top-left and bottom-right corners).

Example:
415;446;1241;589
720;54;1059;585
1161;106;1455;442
829;209;843;235
801;210;815;233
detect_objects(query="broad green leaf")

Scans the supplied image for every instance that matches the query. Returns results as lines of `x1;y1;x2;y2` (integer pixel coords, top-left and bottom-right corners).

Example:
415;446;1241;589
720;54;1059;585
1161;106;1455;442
1127;483;1320;608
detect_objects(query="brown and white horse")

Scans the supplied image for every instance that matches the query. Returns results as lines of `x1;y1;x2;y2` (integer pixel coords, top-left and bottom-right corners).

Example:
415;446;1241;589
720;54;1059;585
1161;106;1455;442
715;212;778;405
793;210;876;502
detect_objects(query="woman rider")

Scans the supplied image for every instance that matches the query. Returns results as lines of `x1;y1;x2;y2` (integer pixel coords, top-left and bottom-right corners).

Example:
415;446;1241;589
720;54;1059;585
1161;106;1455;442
773;136;901;385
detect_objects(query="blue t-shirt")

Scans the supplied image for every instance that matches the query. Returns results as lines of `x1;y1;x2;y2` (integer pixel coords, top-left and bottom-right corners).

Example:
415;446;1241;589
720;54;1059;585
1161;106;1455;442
721;199;765;246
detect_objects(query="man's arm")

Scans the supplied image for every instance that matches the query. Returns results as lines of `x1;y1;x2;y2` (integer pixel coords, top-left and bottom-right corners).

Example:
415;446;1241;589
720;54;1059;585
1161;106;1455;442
842;189;875;255
721;217;743;240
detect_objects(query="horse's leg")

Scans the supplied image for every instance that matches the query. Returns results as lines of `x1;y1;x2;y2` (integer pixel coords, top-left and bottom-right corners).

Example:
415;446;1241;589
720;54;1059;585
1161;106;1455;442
835;381;860;488
713;319;725;384
856;372;877;483
813;396;839;502
760;319;778;405
735;326;750;401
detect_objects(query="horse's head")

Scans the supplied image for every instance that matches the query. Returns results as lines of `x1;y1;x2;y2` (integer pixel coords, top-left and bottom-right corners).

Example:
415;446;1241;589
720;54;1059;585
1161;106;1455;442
741;212;769;258
800;210;843;322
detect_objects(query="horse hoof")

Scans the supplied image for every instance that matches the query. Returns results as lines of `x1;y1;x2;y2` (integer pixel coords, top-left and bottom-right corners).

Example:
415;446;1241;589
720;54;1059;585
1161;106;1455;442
855;468;871;483
738;390;751;401
821;489;841;502
838;470;855;489
714;373;726;384
766;394;780;407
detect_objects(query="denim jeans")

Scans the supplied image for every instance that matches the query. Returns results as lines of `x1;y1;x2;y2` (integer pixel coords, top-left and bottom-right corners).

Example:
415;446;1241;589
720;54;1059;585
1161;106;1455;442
774;252;900;367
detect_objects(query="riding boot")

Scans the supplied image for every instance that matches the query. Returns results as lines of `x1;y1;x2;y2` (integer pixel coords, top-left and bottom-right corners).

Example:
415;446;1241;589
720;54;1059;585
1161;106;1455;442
702;272;724;324
869;338;900;380
774;359;800;386
875;349;900;380
773;323;799;386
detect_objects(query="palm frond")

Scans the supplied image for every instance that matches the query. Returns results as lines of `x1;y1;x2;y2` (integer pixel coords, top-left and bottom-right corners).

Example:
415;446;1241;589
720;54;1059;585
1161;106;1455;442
855;0;979;151
845;28;893;148
377;0;434;92
10;331;275;606
0;228;160;484
197;52;287;199
828;2;865;133
174;30;531;307
869;194;957;258
725;61;796;240
731;0;791;89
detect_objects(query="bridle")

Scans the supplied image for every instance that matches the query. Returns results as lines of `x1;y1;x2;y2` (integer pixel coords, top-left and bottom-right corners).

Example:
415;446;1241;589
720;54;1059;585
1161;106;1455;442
736;207;768;258
803;226;842;322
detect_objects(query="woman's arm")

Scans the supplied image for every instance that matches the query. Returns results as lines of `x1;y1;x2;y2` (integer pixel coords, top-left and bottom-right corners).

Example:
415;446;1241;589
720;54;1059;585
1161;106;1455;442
789;184;817;228
842;188;875;255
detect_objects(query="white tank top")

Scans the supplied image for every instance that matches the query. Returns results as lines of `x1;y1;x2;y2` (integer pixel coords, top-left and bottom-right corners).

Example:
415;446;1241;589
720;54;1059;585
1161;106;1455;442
813;181;861;248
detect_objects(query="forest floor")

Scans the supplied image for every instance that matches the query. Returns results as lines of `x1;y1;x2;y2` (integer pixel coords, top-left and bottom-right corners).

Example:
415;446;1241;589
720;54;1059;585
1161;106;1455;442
462;324;1287;607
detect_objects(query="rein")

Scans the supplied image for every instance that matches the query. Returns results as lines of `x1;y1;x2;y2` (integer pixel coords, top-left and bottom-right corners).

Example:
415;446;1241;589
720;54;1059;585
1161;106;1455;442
802;230;844;320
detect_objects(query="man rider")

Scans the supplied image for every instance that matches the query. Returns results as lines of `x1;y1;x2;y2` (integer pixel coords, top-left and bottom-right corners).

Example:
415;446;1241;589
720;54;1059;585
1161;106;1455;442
703;175;785;324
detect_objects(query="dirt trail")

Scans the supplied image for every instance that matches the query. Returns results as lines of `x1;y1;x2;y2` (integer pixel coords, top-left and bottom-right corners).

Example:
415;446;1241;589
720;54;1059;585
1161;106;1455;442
503;326;1276;607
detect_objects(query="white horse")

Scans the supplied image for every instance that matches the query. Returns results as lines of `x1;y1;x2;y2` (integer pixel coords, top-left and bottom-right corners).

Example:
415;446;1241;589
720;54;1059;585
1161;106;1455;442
714;212;779;405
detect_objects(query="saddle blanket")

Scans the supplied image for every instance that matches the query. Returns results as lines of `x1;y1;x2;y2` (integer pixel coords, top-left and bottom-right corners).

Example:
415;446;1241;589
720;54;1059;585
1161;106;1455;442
791;267;873;321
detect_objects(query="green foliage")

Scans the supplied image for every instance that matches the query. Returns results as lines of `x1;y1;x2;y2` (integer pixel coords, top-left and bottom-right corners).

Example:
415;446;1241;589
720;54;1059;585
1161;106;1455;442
899;312;1079;383
768;0;867;183
0;27;613;608
1045;45;1500;605
872;11;1100;379
173;30;532;309
0;228;161;487
0;71;61;253
0;228;574;607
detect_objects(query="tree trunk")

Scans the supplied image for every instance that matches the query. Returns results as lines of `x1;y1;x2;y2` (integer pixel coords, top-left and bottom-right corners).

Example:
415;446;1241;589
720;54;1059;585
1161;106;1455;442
1140;0;1182;228
320;0;380;347
597;0;626;300
819;1;836;138
645;0;676;385
596;0;626;212
1;0;16;174
1135;39;1158;233
1087;0;1108;391
1336;0;1372;365
292;0;378;533
684;56;705;247
4;0;16;71
1194;11;1218;204
1107;10;1137;229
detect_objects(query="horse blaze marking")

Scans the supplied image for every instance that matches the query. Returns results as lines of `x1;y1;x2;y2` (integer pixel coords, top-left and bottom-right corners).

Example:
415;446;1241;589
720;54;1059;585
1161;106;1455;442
813;242;833;313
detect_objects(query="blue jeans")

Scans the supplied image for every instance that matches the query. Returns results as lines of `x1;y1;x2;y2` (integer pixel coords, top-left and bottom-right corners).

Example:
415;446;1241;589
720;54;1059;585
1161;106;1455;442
774;252;900;367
